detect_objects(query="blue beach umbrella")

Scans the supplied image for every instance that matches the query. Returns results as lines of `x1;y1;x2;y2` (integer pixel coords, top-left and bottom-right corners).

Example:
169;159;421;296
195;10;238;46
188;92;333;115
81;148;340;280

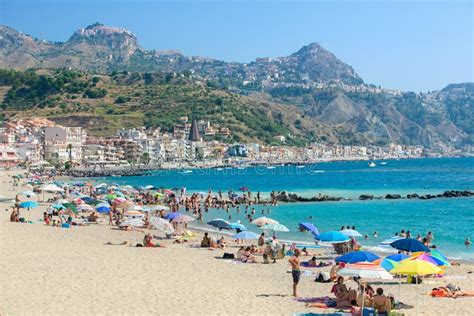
336;251;380;264
315;231;350;243
19;201;39;209
163;212;184;220
430;249;448;261
230;222;247;231
207;219;233;230
51;203;66;210
298;222;319;235
386;253;409;262
233;231;260;240
380;258;399;271
390;238;430;253
96;206;110;213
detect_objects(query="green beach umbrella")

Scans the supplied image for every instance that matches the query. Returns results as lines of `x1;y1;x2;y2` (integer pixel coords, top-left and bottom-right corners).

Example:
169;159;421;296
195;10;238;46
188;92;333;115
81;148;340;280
62;203;78;214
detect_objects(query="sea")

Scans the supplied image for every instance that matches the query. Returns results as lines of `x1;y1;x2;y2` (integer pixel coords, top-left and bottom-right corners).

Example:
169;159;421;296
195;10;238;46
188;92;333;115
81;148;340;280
100;157;474;261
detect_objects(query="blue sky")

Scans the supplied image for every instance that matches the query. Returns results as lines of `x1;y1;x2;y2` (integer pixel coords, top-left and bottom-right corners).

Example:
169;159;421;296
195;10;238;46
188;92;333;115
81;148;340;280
0;0;472;91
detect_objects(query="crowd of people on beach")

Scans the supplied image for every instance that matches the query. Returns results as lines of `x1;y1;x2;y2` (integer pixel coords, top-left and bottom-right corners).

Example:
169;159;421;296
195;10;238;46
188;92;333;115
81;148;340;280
5;169;474;316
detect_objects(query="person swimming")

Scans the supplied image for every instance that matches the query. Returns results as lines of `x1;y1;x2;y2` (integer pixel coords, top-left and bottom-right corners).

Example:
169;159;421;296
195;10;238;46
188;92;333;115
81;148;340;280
465;238;472;247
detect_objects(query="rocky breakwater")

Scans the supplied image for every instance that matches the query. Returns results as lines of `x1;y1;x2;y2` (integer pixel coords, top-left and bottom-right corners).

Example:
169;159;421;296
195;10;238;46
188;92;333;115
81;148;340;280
275;191;344;202
359;190;473;201
273;190;473;203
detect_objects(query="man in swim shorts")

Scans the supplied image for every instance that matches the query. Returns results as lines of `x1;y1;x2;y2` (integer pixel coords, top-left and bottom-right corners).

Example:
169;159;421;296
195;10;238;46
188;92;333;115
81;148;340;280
289;249;301;297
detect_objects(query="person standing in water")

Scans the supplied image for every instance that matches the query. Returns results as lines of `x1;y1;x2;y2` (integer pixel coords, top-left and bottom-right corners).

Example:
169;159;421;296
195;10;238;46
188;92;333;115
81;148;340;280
288;249;301;297
465;238;472;247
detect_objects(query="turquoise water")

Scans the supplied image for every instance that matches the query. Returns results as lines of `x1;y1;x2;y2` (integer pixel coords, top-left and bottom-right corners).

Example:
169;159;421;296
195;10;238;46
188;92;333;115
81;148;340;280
103;157;474;260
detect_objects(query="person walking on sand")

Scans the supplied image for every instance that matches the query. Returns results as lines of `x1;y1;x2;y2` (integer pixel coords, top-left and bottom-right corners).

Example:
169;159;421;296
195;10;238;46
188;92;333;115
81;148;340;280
289;249;301;297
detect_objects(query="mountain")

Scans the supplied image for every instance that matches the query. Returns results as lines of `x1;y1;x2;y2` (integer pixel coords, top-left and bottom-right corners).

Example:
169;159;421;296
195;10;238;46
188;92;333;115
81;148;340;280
0;23;363;86
0;23;472;149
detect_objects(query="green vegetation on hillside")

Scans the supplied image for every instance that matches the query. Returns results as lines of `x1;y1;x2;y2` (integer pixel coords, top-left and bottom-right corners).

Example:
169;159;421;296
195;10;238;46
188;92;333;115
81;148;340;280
0;69;327;145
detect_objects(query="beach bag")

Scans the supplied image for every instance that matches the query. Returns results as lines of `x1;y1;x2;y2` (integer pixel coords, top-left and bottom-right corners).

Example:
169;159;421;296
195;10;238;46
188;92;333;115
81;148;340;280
223;253;235;259
314;271;331;283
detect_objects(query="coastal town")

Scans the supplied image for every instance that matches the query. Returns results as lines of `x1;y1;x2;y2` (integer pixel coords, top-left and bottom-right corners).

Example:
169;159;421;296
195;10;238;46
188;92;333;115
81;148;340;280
0;116;429;170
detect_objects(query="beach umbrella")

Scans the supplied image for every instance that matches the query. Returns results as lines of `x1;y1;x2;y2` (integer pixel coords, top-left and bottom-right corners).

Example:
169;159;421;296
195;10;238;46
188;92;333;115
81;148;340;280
81;197;98;204
106;194;117;200
386;253;409;262
233;231;260;240
409;253;450;267
149;205;170;211
40;184;64;192
145;185;155;190
154;192;164;198
260;223;290;232
315;231;350;243
127;205;144;211
391;259;442;314
95;183;108;188
298;222;319;235
51;203;66;210
338;262;393;311
20;190;36;196
114;197;127;204
149;216;174;235
77;204;94;212
230;222;247;231
118;200;134;208
96;206;111;213
430;249;448;261
172;214;195;223
124;210;144;218
114;191;125;197
390;260;441;275
336;251;380;264
19;201;39;209
122;185;134;190
62;203;78;215
164;212;184;220
207;219;233;230
377;258;399;271
338;262;393;279
163;189;173;195
119;218;144;228
251;216;279;226
341;229;363;238
390;238;430;253
196;191;207;196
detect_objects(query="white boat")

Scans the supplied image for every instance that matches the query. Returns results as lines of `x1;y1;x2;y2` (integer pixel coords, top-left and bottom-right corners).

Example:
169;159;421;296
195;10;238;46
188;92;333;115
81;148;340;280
368;162;376;168
296;165;305;169
380;162;387;165
266;166;276;169
179;170;193;174
216;168;224;171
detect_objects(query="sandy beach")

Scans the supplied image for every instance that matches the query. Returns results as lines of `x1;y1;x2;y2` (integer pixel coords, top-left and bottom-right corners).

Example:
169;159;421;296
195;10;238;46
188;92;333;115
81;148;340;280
1;169;474;315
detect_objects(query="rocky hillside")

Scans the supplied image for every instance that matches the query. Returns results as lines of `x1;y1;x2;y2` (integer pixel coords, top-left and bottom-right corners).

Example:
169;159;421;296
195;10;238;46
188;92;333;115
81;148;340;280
0;23;472;148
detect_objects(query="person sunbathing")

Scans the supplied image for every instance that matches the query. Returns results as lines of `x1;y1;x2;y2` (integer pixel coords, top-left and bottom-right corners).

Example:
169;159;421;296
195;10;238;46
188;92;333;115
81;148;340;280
200;232;211;247
143;233;163;248
430;287;474;298
241;247;257;263
331;277;357;307
87;211;100;222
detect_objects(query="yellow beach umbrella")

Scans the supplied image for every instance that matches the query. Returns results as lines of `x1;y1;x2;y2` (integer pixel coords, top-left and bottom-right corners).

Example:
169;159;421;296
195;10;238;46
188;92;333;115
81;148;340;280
391;259;442;314
390;259;441;275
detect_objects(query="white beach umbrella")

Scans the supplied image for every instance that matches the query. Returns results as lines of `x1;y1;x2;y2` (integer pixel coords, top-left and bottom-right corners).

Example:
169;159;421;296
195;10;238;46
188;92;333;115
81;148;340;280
149;205;170;211
40;184;64;192
260;223;289;232
119;218;144;227
150;216;174;235
127;204;144;211
341;229;363;238
77;204;94;212
251;216;279;227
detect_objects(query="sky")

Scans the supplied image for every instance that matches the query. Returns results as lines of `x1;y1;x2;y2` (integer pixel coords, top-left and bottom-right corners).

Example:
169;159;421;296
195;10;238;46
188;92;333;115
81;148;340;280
0;0;472;92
